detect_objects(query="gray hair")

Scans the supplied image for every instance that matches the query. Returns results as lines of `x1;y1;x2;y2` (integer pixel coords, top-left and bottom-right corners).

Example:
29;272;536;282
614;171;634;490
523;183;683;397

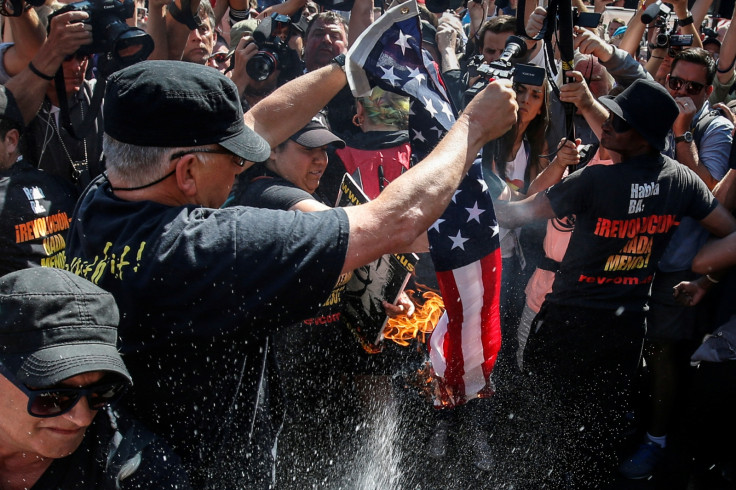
103;135;216;187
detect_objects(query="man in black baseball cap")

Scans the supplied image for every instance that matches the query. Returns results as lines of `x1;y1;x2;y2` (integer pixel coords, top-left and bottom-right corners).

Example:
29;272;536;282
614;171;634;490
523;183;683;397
63;55;518;487
493;77;736;486
0;267;190;489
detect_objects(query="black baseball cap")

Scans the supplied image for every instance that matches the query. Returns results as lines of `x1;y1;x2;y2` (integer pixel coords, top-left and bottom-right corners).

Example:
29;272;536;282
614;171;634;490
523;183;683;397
104;60;271;163
290;119;345;149
0;86;25;129
599;78;679;152
0;268;132;388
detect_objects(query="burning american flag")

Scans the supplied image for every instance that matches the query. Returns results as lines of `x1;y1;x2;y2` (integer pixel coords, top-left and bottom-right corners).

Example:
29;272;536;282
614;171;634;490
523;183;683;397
346;0;502;408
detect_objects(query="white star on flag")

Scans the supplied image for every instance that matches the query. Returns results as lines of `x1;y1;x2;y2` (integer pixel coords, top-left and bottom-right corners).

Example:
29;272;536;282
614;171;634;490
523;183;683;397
477;178;488;193
380;66;400;86
466;202;485;223
394;30;412;55
423;96;438;117
440;101;453;120
429;218;445;233
490;224;500;236
407;67;426;83
452;189;462;202
412;129;426;142
431;126;444;138
448;230;469;250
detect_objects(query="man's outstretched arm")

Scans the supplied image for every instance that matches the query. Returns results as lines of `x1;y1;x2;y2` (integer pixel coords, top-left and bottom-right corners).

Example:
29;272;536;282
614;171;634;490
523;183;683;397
341;81;518;274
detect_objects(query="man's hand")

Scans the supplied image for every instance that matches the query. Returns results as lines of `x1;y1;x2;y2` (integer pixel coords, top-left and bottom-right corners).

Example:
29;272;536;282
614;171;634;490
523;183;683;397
468;0;493;40
436;23;458;54
230;34;259;93
464;79;518;146
46;11;93;62
554;138;582;167
559;70;596;112
526;7;546;39
673;277;710;306
573;26;613;62
383;292;415;318
673;96;697;134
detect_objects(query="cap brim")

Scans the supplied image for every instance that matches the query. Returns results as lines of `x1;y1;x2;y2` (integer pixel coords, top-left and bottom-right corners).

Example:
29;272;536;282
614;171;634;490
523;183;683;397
599;96;625;121
16;343;132;388
291;129;346;149
219;125;272;163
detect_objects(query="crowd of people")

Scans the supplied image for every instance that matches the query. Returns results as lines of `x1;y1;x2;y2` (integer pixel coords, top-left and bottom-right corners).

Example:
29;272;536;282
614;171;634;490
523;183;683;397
1;0;736;487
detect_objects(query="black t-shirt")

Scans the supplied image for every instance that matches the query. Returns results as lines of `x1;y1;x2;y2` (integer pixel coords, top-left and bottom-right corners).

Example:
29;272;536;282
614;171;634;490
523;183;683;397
32;408;190;489
545;153;716;312
232;166;351;330
63;175;350;486
0;159;77;276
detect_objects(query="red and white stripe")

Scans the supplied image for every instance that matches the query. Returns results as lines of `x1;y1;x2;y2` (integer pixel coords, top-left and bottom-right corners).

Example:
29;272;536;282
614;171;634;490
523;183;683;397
428;248;502;407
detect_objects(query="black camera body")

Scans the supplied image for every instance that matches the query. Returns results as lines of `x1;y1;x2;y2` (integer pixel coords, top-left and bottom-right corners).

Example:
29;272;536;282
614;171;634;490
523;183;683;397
464;36;545;106
246;14;296;82
49;0;153;66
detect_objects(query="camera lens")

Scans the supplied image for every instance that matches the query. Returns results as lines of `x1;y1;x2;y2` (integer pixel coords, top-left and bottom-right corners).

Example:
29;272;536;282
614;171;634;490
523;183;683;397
656;33;669;48
246;51;278;82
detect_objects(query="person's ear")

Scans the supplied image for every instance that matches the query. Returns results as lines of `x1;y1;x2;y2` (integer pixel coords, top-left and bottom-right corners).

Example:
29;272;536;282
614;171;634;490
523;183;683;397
3;129;19;156
706;84;714;98
175;154;199;197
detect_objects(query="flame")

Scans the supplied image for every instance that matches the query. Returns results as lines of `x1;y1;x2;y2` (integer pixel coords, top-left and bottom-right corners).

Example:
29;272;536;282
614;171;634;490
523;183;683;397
383;289;444;346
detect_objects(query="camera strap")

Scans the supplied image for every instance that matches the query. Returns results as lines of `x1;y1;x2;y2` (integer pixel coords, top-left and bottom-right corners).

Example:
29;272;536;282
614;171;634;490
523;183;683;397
54;64;106;141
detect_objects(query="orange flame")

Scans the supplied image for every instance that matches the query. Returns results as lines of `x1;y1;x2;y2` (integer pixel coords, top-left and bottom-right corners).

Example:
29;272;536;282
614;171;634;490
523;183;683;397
383;289;444;346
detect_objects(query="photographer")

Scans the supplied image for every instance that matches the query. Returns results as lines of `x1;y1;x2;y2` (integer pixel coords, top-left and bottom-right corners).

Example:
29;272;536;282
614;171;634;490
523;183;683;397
230;13;304;110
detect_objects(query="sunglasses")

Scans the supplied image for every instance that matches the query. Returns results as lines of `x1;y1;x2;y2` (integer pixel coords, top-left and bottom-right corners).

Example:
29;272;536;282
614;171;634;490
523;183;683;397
170;148;246;167
668;76;706;96
208;52;231;64
606;113;631;133
0;362;128;418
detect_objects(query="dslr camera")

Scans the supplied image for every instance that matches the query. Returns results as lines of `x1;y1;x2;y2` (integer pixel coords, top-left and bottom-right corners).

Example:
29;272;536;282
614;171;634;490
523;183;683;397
246;13;298;82
48;0;153;66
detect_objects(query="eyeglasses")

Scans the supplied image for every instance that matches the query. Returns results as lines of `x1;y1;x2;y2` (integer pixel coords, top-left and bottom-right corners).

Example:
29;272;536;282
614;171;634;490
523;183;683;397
0;363;128;418
606;113;631;133
208;52;231;64
170;148;246;167
668;76;706;96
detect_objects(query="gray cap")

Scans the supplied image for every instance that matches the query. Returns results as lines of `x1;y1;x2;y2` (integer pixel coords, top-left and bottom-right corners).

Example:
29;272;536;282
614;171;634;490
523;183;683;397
0;268;132;388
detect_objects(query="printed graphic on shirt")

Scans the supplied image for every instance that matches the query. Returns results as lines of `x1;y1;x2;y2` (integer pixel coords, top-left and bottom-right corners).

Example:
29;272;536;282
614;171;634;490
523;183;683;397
23;186;47;214
65;241;147;284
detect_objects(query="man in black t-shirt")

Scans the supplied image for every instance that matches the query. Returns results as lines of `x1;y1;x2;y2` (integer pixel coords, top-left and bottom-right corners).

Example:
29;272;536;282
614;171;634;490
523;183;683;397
62;60;517;487
495;78;736;486
0;268;190;489
0;86;77;276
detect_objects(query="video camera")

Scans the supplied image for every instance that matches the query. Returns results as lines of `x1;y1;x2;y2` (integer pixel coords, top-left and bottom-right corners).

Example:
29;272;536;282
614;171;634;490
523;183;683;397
246;13;299;82
639;1;692;49
464;35;546;106
48;0;153;67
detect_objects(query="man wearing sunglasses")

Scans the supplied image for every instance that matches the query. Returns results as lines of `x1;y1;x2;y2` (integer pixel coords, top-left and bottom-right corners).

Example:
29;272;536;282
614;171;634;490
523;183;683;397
494;78;736;487
0;267;190;489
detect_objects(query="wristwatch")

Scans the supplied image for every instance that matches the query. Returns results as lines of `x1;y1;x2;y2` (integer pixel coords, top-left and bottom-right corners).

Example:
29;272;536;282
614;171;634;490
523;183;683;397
167;0;202;31
678;14;694;26
331;54;346;72
674;131;693;144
